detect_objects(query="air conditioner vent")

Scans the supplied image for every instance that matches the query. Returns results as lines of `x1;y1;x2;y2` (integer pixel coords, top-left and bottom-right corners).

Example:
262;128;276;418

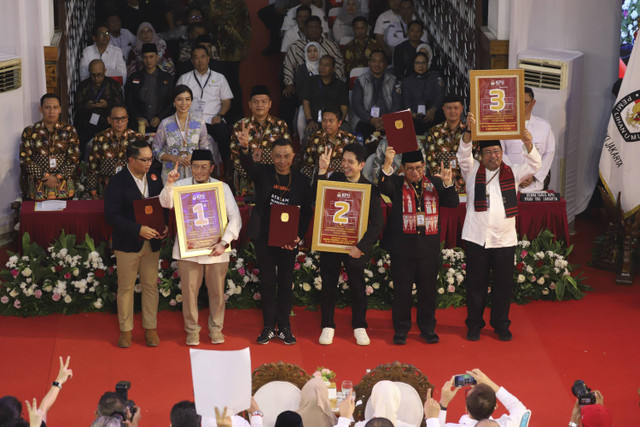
518;58;567;90
0;58;21;93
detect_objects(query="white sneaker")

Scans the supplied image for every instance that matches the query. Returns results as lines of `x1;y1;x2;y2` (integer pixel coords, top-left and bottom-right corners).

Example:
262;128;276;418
319;327;335;345
354;328;370;346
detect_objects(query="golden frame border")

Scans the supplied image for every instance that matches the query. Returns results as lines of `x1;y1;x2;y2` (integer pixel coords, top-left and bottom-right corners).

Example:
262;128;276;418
311;180;371;254
173;182;229;258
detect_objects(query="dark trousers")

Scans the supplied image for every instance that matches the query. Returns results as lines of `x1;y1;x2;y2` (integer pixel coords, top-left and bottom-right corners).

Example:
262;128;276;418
206;122;231;163
255;240;296;330
257;3;285;51
390;253;439;335
320;252;368;329
464;241;516;332
279;95;300;133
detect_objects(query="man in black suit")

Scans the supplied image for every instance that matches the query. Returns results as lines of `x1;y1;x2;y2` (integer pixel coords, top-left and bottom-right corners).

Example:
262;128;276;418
236;133;313;345
315;143;384;346
104;138;167;348
378;147;458;345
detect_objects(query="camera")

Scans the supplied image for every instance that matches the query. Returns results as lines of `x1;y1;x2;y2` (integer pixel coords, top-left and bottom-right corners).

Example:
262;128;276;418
115;381;137;419
571;380;596;405
454;374;477;387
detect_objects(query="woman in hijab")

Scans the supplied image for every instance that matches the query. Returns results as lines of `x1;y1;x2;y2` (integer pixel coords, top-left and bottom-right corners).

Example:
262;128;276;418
332;0;366;43
353;381;415;427
127;22;175;76
400;51;444;134
294;41;323;137
297;377;337;427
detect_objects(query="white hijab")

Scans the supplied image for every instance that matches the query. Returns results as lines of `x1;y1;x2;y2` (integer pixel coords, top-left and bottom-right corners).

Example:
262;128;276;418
304;41;322;75
416;43;433;68
370;381;402;426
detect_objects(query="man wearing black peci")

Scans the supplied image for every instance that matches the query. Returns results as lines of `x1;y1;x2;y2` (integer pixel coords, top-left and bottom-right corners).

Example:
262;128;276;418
237;135;313;345
315;143;384;346
378;147;458;345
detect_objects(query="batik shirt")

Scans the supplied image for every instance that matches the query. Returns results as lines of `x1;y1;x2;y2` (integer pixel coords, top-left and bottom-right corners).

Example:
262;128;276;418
342;38;383;77
300;129;356;178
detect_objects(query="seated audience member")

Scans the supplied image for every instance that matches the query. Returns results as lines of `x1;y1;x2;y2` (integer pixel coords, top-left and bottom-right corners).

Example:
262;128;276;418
351;50;400;141
80;23;128;83
401;52;444;134
107;13;136;61
384;1;426;50
393;20;430;79
158;6;204;46
500;87;556;193
124;43;174;133
281;5;311;54
427;369;528;426
276;411;304;427
336;381;415;427
364;419;394;427
87;105;142;198
296;42;322;94
74;59;125;154
281;0;329;36
152;85;214;182
20;94;80;201
127;22;175;76
176;45;233;162
176;23;208;75
342;16;383;77
170;401;201;426
301;56;349;140
230;85;291;196
373;0;402;58
424;94;478;194
570;390;612;427
301;107;356;178
332;0;365;43
475;420;500;427
92;415;127;427
118;0;173;34
95;392;140;423
297;378;337;427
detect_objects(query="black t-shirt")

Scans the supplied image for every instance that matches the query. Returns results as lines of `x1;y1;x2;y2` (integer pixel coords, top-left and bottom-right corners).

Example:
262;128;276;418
262;172;292;234
301;75;349;123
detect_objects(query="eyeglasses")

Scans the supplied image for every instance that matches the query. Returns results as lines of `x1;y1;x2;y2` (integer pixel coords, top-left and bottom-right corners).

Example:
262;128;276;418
134;157;153;163
190;15;202;20
110;116;129;122
405;166;424;173
97;31;110;37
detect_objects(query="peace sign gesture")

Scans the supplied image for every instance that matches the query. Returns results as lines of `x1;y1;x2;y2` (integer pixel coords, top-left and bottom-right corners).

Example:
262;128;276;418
433;161;453;187
236;120;250;149
318;146;332;175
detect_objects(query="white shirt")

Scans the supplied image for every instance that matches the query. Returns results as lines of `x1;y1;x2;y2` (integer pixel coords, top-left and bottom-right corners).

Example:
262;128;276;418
500;115;556;193
335;417;415;427
281;4;330;34
79;44;128;83
201;415;263;427
127;167;149;198
374;9;401;35
457;138;541;248
176;69;234;123
281;26;305;53
384;17;427;48
159;176;242;264
109;28;137;62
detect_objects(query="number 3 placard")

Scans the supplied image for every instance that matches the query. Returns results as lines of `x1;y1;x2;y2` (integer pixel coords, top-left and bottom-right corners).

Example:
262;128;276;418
172;182;228;258
469;69;525;140
311;180;371;253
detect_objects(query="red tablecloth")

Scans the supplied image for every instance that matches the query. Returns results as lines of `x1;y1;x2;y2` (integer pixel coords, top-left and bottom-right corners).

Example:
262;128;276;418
20;198;569;249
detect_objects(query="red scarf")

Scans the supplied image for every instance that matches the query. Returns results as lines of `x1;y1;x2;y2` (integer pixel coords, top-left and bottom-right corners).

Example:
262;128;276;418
474;162;518;218
402;176;439;234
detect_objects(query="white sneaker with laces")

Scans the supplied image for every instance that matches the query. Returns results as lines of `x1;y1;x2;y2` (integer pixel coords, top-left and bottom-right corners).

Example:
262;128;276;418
354;328;370;346
319;327;335;345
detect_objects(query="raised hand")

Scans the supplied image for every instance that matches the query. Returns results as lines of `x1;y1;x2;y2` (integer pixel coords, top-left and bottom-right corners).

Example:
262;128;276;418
237;120;250;148
440;376;460;407
433;161;453;187
383;146;396;172
56;356;73;385
214;406;233;427
318;146;332;175
167;161;180;184
25;398;44;427
424;388;440;419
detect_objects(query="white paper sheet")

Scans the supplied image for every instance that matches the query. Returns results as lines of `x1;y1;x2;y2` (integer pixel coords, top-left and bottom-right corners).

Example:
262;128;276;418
190;347;252;417
34;200;67;211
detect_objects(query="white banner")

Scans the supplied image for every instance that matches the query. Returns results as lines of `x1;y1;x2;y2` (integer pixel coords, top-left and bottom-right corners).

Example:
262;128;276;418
599;41;640;217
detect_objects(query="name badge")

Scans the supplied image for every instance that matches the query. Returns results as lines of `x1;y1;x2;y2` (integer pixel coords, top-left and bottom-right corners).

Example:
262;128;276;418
49;156;57;169
194;100;206;114
90;113;100;126
371;106;380;118
449;158;457;169
416;212;426;227
317;109;322;123
417;104;426;115
115;165;123;174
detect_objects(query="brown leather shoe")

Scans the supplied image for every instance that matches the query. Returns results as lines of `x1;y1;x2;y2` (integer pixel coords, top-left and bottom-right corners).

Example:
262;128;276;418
118;331;132;348
145;329;159;347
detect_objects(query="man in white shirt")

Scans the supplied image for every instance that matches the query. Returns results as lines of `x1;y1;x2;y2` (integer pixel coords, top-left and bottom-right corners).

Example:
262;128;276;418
280;5;311;53
177;45;234;161
458;114;540;341
281;0;329;36
374;0;402;58
159;149;241;346
500;87;556;193
384;0;426;49
80;23;128;83
425;369;528;427
107;14;136;62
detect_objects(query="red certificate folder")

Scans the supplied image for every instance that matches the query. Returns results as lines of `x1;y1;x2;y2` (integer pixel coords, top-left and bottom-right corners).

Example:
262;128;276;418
133;196;165;233
382;109;418;154
268;204;300;247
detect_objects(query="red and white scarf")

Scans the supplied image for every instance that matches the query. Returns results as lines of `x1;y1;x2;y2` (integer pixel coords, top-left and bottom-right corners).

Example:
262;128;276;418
474;162;518;218
402;176;439;235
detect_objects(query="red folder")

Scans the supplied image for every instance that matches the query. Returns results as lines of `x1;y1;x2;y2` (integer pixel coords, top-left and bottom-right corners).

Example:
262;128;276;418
382;109;418;154
268;204;300;248
133;196;165;233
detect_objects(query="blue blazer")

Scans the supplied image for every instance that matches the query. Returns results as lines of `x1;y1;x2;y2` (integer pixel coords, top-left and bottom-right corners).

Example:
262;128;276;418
104;168;165;253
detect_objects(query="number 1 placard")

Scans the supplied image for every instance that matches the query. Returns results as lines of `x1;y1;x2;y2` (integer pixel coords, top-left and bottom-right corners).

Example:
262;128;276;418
469;69;525;140
172;182;228;258
312;180;371;253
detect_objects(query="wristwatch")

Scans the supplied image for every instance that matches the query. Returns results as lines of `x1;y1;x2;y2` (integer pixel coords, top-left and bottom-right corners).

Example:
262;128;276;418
52;381;62;389
252;410;263;417
568;422;578;427
220;240;229;249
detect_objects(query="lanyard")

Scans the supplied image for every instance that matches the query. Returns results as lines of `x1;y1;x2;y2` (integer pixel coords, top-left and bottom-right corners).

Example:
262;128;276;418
193;70;212;99
407;178;424;211
400;21;407;38
91;84;106;103
174;113;190;149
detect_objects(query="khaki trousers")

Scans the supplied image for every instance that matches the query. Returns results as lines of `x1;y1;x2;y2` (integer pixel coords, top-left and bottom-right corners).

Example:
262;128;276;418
115;241;160;331
177;260;229;334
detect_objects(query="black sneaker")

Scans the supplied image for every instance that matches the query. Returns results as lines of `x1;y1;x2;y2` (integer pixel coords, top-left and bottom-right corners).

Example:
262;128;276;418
393;333;407;345
466;328;481;341
277;328;297;345
496;328;513;341
257;328;275;344
422;331;440;344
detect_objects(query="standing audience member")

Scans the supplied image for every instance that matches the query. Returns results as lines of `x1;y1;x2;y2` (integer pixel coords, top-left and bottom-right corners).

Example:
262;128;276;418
20;94;80;201
281;5;312;54
373;0;402;58
238;138;313;345
258;0;298;55
281;0;329;36
107;13;136;61
458;114;540;341
87;105;142;199
332;0;365;43
401;52;444;134
296;378;338;427
74;59;125;154
392;20;429;79
125;43;174;133
127;22;175;76
159;149;241;346
378;147;458;344
384;1;426;50
177;45;233;162
104;138;168;348
342;16;383;77
80;23;128;83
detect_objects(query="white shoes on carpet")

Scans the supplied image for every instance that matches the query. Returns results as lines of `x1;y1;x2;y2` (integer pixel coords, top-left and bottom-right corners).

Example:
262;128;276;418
319;327;370;345
319;327;335;345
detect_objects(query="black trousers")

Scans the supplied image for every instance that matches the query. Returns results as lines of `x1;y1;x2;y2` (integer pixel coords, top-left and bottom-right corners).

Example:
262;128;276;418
320;252;367;329
206;122;231;163
257;3;285;51
464;240;516;332
390;253;439;335
255;240;296;330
